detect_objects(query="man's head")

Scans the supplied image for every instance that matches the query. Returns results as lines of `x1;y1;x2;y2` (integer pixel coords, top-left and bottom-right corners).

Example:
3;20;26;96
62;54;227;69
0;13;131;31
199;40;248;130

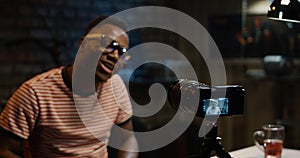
79;16;128;46
210;99;218;107
80;15;129;82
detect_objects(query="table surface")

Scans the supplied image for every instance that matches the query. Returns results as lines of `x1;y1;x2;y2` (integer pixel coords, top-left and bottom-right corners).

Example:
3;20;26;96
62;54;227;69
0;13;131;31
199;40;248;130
212;145;300;158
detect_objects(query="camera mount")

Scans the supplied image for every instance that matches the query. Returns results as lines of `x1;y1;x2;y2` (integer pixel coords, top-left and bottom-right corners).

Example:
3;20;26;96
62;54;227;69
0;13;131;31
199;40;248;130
198;124;232;158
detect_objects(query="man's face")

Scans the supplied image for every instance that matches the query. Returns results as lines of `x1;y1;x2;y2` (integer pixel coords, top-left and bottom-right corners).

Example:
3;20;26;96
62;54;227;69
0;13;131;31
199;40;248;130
85;24;129;82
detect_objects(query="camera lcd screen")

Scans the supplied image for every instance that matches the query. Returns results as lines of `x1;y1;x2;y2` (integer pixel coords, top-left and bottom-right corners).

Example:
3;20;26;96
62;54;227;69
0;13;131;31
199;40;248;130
203;98;229;115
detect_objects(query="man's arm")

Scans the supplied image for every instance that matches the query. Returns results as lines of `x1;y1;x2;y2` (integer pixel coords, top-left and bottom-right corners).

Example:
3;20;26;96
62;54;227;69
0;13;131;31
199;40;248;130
115;119;138;158
0;127;24;158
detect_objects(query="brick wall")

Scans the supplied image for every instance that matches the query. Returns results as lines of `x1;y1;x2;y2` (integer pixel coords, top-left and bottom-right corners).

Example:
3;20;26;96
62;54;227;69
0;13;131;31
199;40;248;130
0;0;176;103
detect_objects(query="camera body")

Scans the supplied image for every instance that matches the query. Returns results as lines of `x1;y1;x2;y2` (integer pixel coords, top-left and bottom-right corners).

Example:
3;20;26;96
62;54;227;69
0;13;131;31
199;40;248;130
168;79;245;117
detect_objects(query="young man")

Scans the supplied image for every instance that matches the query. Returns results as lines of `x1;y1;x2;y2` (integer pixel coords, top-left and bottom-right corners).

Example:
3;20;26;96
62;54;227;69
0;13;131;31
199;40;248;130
0;16;138;158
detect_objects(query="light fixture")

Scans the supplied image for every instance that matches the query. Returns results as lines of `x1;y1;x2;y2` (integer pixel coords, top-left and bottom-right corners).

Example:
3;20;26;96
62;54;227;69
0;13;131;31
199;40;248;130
267;0;300;23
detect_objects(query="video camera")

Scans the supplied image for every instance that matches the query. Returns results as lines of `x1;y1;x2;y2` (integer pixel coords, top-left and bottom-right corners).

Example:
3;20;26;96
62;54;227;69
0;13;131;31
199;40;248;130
168;79;245;117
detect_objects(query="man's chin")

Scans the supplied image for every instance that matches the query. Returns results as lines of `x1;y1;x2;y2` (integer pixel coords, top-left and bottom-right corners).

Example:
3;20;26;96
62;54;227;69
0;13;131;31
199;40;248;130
95;74;111;83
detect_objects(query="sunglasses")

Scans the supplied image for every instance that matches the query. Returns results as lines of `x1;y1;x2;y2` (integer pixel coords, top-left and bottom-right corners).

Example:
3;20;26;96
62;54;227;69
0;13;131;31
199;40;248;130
84;34;131;61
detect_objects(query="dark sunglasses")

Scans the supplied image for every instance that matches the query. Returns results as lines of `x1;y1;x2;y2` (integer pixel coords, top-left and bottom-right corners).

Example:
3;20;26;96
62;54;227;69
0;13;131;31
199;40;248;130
85;34;131;61
106;40;128;57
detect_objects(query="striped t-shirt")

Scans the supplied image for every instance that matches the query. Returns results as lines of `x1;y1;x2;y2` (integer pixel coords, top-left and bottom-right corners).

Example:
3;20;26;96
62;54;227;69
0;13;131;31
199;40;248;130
0;67;132;158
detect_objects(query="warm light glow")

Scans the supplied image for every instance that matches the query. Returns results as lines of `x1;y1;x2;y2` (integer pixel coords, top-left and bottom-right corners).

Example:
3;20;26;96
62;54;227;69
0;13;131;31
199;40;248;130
248;0;270;14
272;6;276;10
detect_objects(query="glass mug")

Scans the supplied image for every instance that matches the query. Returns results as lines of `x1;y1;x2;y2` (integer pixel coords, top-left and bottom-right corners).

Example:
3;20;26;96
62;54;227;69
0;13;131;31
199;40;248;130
253;124;285;158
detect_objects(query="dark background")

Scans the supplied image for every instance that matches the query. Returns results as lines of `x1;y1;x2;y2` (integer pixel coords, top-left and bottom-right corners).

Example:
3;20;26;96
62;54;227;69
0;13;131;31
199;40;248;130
1;0;300;157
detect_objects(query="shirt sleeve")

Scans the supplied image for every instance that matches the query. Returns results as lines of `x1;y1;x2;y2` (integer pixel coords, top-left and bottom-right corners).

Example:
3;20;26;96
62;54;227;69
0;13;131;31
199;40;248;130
0;82;39;139
111;75;133;125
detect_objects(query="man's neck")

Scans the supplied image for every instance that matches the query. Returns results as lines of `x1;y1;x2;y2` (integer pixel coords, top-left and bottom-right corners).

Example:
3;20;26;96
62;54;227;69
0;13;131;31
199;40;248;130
63;64;100;96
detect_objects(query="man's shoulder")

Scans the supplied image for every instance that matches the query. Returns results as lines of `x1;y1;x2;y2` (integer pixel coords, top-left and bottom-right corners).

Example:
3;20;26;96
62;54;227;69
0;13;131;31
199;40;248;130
24;66;64;86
